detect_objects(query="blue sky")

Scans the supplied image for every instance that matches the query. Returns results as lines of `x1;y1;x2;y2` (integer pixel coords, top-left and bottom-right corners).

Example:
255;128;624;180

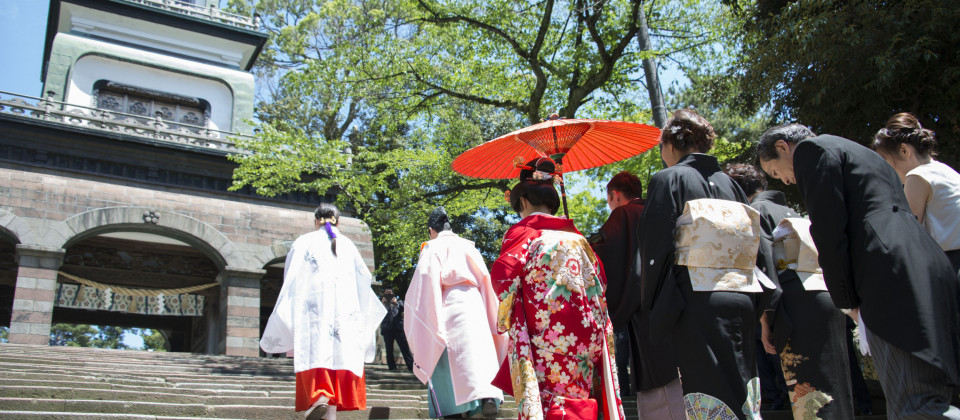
0;0;49;97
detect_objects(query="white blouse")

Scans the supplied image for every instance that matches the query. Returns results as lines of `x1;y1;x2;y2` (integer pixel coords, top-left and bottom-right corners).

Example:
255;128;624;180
906;160;960;251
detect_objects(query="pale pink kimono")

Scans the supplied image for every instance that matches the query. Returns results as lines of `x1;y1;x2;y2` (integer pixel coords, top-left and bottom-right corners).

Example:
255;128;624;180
404;231;507;405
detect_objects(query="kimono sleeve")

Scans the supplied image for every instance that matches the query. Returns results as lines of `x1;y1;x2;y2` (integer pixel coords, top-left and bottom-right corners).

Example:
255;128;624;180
260;249;296;354
794;141;859;309
353;242;373;285
639;173;680;312
490;225;536;297
404;249;446;383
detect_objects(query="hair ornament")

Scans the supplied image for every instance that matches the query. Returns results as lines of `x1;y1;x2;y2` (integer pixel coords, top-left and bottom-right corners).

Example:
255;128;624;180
531;170;553;181
324;221;337;240
669;125;682;134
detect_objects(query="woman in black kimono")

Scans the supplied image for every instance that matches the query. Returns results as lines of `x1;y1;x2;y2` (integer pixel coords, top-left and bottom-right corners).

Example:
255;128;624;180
726;164;854;419
756;123;960;419
640;109;771;419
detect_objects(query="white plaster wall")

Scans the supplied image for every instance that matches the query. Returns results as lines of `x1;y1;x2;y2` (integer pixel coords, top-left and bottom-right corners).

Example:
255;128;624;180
67;55;234;131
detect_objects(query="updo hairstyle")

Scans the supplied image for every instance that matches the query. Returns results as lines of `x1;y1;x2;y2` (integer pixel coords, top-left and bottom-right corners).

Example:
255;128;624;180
723;163;767;197
872;112;937;159
509;158;561;215
661;109;716;153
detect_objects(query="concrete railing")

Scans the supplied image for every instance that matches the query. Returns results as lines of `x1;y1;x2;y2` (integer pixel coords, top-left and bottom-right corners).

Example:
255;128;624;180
123;0;259;31
0;91;250;155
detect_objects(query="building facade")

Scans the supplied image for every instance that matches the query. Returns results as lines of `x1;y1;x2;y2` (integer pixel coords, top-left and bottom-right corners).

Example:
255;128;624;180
0;0;374;357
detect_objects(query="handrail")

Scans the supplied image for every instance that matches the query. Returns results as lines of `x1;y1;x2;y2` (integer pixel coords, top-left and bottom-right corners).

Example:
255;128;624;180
0;91;252;154
121;0;259;31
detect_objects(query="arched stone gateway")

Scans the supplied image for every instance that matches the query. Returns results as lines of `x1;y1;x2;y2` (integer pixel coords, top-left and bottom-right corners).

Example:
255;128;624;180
50;206;245;270
0;207;35;246
6;207;275;356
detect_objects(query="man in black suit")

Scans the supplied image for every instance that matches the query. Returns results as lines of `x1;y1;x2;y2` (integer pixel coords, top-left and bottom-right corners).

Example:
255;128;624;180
589;171;684;419
380;288;414;372
757;123;960;418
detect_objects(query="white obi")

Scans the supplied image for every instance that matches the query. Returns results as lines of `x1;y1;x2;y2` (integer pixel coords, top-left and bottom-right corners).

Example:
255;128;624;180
674;198;764;292
772;218;827;291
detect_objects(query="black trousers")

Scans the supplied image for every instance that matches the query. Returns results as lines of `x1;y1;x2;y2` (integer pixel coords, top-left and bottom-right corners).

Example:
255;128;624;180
382;331;414;371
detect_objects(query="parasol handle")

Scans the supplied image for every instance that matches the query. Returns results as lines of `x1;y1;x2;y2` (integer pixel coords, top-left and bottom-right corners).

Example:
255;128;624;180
556;156;569;219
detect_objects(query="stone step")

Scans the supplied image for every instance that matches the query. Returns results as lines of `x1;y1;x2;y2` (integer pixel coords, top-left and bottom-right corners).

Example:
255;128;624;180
0;379;278;397
0;398;430;420
0;412;249;420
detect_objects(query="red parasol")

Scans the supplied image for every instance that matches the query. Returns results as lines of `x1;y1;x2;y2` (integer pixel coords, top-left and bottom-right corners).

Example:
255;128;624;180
451;115;662;217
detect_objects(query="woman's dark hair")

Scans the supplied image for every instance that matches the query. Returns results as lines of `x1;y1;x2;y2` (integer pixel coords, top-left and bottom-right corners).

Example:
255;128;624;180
756;123;816;161
509;158;560;215
661;109;716;153
518;157;556;180
607;171;643;199
315;203;340;256
723;163;767;197
872;112;937;159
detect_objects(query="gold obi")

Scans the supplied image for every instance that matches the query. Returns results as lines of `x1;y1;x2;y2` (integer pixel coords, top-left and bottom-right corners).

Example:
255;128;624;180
772;217;827;291
674;198;763;292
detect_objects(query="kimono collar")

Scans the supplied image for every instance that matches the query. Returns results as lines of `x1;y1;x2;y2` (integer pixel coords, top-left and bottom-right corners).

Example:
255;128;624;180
436;230;459;239
516;213;580;234
751;190;788;206
675;153;721;172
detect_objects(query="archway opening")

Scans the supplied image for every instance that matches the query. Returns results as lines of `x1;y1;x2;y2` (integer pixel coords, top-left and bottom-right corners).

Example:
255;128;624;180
0;239;17;335
259;258;284;357
54;232;221;353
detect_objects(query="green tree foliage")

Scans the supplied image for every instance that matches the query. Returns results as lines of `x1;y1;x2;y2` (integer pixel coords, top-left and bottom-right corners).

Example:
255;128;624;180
735;0;960;169
0;326;8;343
49;324;161;350
90;326;129;350
49;323;96;347
227;0;742;286
135;328;168;352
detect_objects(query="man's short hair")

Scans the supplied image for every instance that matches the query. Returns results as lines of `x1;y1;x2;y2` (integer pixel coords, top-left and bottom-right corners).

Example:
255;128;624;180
607;171;643;199
724;163;767;197
756;123;816;161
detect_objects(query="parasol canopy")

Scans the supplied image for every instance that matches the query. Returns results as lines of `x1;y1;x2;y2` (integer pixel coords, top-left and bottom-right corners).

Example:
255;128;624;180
451;115;661;179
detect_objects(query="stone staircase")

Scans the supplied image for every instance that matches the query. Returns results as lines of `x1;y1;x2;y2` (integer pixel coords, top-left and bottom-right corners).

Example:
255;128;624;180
0;343;888;419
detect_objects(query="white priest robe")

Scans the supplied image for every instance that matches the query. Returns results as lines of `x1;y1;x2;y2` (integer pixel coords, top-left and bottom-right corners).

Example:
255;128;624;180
260;228;386;377
404;230;507;405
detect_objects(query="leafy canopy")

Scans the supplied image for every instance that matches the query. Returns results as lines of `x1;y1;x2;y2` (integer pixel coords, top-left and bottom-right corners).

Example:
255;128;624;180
735;0;960;169
228;0;747;286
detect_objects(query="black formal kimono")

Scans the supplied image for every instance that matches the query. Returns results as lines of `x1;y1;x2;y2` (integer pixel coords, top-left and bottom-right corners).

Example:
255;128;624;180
792;135;960;389
755;193;854;419
591;198;679;393
752;191;794;289
639;153;763;419
749;191;792;411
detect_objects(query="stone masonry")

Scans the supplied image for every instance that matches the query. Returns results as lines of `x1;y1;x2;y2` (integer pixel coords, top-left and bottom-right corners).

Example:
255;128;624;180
0;164;374;356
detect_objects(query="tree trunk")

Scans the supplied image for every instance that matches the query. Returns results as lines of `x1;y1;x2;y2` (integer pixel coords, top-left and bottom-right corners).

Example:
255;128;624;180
637;3;667;128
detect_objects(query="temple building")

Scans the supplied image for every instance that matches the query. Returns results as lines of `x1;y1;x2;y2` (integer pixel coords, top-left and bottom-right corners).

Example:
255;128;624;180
0;0;374;357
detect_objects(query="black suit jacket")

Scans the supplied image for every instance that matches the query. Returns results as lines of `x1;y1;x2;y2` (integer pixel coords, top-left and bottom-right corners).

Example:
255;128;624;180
591;198;678;390
794;135;960;384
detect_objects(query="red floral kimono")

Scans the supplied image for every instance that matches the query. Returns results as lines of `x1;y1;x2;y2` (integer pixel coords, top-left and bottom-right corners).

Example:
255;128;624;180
491;214;625;420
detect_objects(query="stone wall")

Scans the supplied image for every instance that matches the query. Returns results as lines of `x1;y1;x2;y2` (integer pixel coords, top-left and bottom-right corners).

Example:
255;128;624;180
0;164;375;356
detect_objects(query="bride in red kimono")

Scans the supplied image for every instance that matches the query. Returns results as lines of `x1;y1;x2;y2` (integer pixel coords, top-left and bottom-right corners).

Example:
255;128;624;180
490;157;625;420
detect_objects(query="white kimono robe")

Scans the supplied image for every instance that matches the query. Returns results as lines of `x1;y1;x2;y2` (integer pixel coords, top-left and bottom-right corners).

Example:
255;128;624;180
404;231;507;405
260;228;386;377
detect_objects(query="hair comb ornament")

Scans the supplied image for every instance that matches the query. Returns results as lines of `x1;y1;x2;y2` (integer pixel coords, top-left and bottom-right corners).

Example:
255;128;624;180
531;170;553;180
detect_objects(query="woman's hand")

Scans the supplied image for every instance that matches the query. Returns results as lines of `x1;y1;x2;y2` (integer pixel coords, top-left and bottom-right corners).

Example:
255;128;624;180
760;312;776;355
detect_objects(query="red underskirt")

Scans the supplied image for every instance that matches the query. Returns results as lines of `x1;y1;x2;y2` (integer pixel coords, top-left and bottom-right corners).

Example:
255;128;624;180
295;368;366;412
